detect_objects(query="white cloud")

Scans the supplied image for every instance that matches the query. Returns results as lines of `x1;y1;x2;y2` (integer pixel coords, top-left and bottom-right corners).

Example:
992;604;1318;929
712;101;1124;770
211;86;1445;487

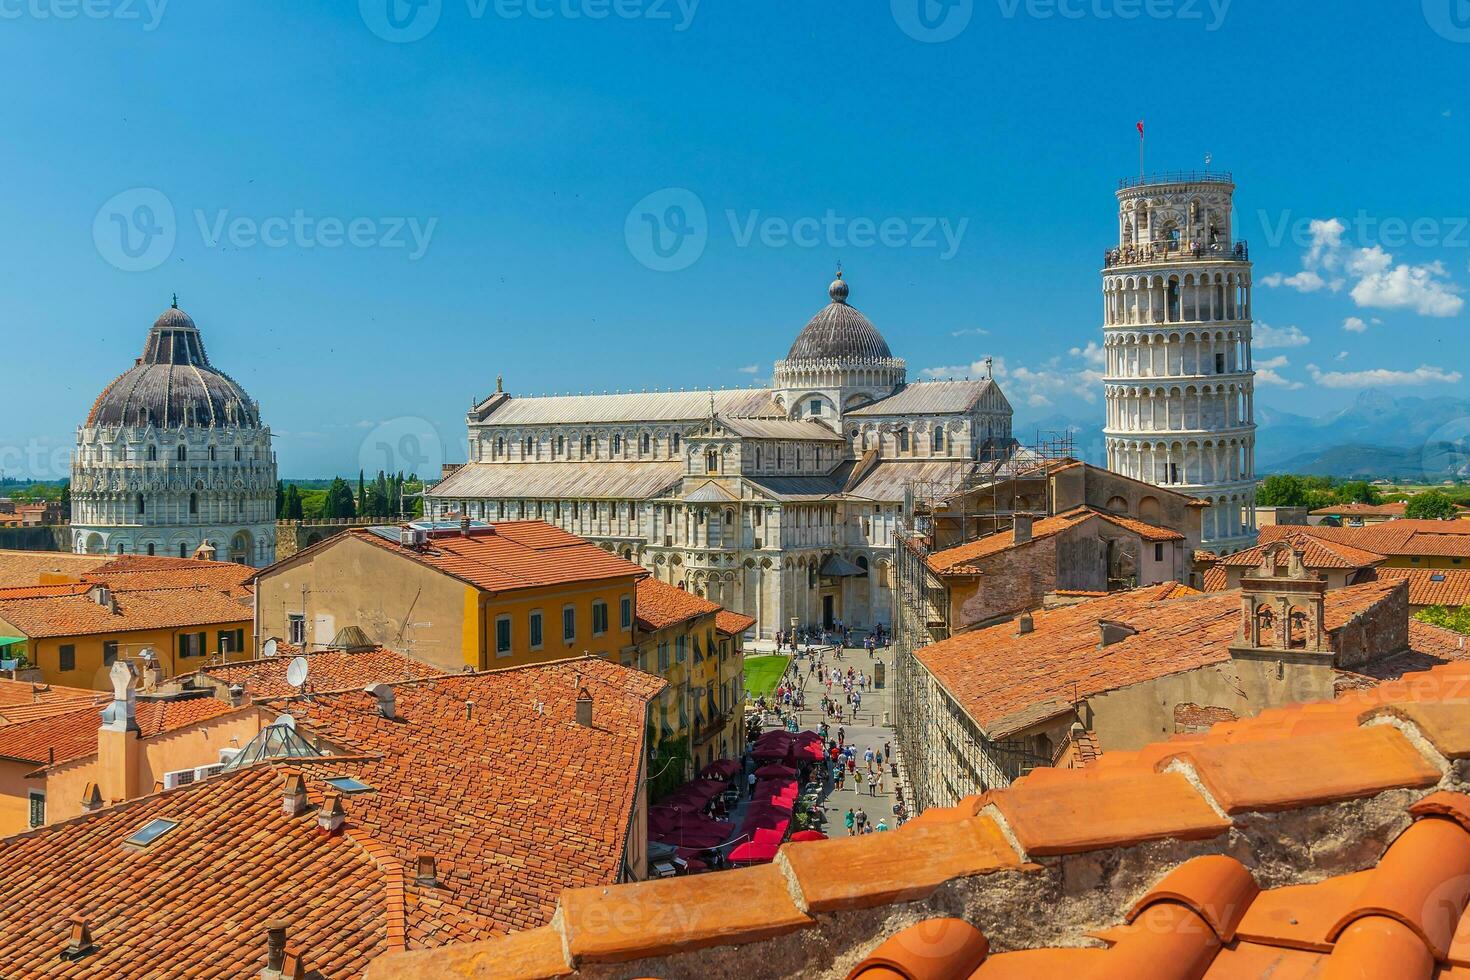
1336;350;1349;361
1346;247;1463;316
1254;322;1311;348
1342;316;1368;333
736;364;760;374
1305;218;1347;269
922;347;1101;406
1254;355;1303;389
950;327;989;338
1306;363;1463;388
1068;341;1107;368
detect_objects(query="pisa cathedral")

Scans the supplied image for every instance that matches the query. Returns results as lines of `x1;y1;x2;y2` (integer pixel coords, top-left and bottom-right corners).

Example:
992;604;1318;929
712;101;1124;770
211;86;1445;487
71;303;278;566
428;271;1015;639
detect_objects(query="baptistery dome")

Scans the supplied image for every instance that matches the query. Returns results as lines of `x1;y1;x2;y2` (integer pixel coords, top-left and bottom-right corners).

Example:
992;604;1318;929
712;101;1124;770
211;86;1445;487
785;271;894;362
88;304;261;429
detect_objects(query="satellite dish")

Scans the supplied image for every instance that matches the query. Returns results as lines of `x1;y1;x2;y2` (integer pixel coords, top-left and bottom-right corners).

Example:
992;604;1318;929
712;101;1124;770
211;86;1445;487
262;638;278;658
273;713;296;729
286;656;309;689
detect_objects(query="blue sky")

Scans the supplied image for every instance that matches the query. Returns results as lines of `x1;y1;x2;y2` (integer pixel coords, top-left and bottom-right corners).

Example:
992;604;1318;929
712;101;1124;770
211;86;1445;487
2;0;1467;478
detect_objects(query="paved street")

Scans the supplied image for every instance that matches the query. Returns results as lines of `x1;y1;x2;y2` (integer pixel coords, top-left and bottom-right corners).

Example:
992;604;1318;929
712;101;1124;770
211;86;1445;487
747;643;910;836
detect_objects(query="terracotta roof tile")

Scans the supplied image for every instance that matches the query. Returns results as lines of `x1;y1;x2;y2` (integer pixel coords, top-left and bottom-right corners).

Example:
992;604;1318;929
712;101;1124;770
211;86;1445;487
985;769;1231;856
1218;531;1387;570
348;523;646;596
1158;726;1441;815
716;609;757;636
560;863;813;963
0;695;243;770
635;577;719;631
782;814;1022;913
0;585;251;639
1373;567;1470;607
0;765;393;977
262;657;664;943
1129;854;1259;941
197;646;444;698
926;507;1183;575
915;581;1398;738
1259;520;1470;561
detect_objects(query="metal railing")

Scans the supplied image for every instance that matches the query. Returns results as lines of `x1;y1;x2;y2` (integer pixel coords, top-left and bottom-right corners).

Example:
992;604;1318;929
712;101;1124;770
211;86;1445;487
1118;170;1234;189
1104;240;1248;268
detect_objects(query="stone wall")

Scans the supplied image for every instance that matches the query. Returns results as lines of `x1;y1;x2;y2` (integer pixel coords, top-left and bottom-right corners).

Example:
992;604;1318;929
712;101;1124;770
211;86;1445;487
0;525;71;553
274;519;380;560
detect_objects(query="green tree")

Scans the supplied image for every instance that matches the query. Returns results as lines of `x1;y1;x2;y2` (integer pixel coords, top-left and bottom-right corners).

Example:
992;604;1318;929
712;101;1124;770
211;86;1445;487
322;478;356;519
1335;481;1382;506
1416;605;1470;635
275;480;285;518
282;484;305;520
1257;474;1309;508
1405;490;1459;521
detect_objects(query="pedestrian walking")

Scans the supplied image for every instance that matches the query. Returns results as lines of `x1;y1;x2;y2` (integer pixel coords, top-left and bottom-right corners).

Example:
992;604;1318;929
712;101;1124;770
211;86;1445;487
855;807;867;832
845;808;855;836
747;771;756;799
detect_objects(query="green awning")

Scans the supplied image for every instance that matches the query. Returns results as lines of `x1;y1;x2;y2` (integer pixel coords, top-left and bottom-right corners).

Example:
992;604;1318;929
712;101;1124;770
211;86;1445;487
0;637;26;647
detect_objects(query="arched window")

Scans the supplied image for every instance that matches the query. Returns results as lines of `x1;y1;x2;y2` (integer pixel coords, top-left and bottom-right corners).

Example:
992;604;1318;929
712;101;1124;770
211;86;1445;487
189;493;198;515
897;428;910;453
640;433;650;453
933;426;944;453
136;494;146;515
234;446;242;462
612;434;622;454
555;434;565;456
146;445;157;462
672;433;681;454
176;445;187;462
583;435;594;455
706;450;719;473
724;510;733;525
146;543;155;556
524;436;533;455
209;446;216;461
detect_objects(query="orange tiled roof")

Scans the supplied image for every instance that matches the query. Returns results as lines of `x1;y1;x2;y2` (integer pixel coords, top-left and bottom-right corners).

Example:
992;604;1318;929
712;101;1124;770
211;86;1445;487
0;584;251;639
259;656;665;942
0;764;394;977
1260;520;1470;560
926;507;1183;575
635;577;719;631
196;646;445;699
1373;567;1470;608
0;695;243;770
1201;564;1228;591
0;678;103;725
0;551;111;588
367;657;1470;980
915;580;1399;738
347;523;647;596
1310;500;1412;517
1219;530;1388;570
716;610;757;636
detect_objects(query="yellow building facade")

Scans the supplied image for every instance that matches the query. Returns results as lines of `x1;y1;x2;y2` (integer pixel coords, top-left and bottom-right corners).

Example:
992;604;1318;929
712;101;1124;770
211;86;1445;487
254;523;644;674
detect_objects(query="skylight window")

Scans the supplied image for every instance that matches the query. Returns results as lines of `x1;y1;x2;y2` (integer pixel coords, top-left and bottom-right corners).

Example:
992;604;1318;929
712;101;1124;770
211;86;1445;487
325;776;373;794
124;818;178;847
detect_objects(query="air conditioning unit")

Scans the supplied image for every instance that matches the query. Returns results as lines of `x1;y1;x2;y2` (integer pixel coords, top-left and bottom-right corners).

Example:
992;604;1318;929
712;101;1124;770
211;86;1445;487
217;747;243;765
193;763;227;781
399;528;428;549
162;768;197;791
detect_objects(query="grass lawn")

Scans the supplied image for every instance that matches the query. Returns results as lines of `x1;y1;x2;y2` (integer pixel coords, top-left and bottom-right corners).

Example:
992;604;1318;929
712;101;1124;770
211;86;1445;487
744;655;792;699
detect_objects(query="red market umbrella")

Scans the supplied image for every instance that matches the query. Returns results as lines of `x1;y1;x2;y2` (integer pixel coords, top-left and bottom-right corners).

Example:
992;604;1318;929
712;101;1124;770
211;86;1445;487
789;830;827;842
752;827;784;845
700;759;739;779
728;840;780;864
754;763;797;779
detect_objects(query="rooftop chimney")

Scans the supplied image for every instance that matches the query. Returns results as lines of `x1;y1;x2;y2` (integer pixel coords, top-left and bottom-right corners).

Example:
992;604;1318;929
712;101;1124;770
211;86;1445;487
60;914;97;962
1012;514;1034;545
575;687;594;728
460;516;471;536
228;683;246;708
81;781;103;814
1097;620;1138;648
364;683;396;720
261;919;298;979
316;792;346;835
1016;612;1034;635
414;854;439;887
464;700;474;721
282;772;308;817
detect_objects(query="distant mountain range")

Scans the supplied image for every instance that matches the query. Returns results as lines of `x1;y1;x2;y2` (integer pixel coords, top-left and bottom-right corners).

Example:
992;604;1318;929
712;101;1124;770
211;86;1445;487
1017;389;1470;482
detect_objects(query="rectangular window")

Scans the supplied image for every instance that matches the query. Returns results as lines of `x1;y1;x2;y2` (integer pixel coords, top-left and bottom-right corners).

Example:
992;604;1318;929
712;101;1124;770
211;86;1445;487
217;629;244;654
563;605;576;643
529;610;543;649
619;595;632;631
288;614;306;645
1154;543;1164;562
28;792;44;829
592;600;608;636
178;633;204;658
58;644;75;672
658;642;670;671
495;615;512;657
102;640;119;666
692;634;702;663
809;399;821;415
676;635;687;662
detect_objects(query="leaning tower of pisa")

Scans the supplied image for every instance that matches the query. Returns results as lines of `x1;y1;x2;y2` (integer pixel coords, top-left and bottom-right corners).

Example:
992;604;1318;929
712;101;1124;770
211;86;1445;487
1101;172;1257;554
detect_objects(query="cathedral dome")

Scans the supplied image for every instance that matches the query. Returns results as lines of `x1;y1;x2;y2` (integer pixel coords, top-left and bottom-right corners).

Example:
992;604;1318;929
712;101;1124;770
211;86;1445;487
87;302;261;429
786;271;893;362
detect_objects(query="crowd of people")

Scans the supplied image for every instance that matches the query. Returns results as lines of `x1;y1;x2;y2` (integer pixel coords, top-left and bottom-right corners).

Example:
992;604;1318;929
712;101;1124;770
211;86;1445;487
771;621;889;657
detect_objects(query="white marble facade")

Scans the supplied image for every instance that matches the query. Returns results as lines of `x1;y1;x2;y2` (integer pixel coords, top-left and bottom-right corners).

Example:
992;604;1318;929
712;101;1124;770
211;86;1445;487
71;304;277;566
1101;175;1258;553
429;272;1014;638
